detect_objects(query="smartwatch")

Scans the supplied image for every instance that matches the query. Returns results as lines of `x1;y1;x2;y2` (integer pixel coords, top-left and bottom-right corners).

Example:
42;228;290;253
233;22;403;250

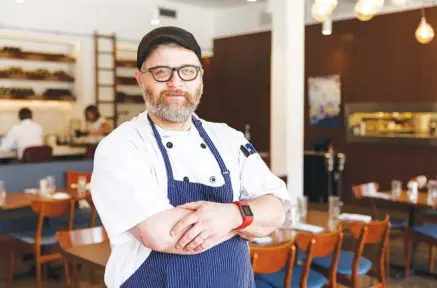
233;201;254;230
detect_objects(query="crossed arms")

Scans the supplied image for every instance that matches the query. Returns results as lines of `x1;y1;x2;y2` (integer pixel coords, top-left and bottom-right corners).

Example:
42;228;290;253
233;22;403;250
130;194;285;255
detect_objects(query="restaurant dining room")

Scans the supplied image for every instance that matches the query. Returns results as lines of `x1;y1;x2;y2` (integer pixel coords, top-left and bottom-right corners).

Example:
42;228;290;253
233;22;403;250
1;0;437;287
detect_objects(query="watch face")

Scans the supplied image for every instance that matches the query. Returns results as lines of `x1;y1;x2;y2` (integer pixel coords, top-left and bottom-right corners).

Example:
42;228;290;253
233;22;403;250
241;205;253;217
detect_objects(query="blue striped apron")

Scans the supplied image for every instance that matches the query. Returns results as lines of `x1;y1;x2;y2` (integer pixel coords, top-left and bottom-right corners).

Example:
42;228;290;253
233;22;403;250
121;115;255;288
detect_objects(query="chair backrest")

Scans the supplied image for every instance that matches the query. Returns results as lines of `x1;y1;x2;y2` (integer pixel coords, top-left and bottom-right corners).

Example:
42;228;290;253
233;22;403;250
352;182;380;199
57;226;108;250
349;215;390;282
66;170;92;189
21;145;53;163
352;182;380;217
85;144;98;160
295;229;343;287
250;241;296;288
31;198;75;247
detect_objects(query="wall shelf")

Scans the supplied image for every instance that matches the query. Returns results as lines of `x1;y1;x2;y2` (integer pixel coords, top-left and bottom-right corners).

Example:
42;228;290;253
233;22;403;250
116;76;137;85
0;73;74;82
0;94;76;101
116;59;136;68
0;50;76;63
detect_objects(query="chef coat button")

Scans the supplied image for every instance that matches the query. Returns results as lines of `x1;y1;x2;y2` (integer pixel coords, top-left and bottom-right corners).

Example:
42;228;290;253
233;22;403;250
166;142;173;149
200;143;207;149
210;176;216;183
183;177;190;182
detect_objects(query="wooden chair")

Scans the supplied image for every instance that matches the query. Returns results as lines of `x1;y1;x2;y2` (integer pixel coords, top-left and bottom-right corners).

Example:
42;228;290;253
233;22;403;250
21;145;53;163
8;198;75;288
352;182;407;275
57;227;108;288
256;229;343;288
65;171;97;228
313;216;390;288
251;241;296;288
405;224;437;277
65;170;92;190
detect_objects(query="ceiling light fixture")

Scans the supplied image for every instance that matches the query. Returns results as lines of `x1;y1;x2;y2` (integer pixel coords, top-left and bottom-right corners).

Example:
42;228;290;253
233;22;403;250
151;5;160;26
311;0;338;22
322;18;333;35
416;5;434;44
391;0;408;6
247;0;257;2
16;0;24;3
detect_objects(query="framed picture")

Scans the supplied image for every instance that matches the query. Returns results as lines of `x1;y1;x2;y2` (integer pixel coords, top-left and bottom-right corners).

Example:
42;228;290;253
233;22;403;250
308;74;341;127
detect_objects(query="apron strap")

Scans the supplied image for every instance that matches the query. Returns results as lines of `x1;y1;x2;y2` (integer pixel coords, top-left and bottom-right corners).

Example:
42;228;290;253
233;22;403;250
147;115;175;181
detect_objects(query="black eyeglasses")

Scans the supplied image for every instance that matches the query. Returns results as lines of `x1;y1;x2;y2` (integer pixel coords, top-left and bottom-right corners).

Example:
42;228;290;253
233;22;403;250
142;65;201;82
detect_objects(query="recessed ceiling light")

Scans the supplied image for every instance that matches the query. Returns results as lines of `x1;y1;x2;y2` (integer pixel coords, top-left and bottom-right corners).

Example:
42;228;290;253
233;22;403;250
151;19;160;26
16;0;24;3
247;0;257;2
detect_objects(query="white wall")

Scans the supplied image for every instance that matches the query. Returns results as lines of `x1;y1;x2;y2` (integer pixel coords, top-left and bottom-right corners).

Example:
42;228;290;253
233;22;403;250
0;0;215;135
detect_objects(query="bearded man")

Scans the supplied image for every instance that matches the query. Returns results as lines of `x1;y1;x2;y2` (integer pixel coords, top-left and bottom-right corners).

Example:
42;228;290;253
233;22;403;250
91;26;291;288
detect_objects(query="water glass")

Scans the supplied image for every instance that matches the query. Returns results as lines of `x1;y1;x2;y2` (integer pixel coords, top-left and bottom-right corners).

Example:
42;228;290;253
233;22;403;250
77;175;87;196
427;180;437;206
391;180;402;200
39;178;49;196
297;196;308;221
407;181;418;203
46;176;56;194
282;204;299;229
0;180;6;206
329;196;341;220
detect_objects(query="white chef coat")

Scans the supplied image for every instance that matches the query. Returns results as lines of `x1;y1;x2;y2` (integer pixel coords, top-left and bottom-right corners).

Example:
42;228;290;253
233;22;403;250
0;119;44;159
91;111;291;288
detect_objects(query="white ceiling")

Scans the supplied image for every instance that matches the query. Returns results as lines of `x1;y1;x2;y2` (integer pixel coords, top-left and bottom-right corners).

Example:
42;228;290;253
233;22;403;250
169;0;268;9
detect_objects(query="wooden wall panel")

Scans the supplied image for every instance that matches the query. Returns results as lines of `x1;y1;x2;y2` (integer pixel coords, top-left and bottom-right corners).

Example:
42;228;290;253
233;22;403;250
211;32;271;153
305;7;437;202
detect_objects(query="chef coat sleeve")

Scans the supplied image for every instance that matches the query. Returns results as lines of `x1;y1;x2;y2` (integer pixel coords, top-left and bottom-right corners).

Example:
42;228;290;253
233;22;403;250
91;134;172;240
237;132;291;211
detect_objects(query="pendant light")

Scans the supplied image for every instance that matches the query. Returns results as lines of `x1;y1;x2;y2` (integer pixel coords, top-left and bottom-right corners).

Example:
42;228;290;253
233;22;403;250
415;5;434;44
312;0;337;22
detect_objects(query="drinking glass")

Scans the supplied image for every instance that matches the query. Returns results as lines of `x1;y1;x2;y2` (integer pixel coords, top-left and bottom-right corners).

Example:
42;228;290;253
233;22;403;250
282;204;299;229
407;181;418;203
297;196;308;222
329;196;341;220
0;180;6;206
428;180;437;206
46;176;56;194
77;175;87;196
391;180;402;200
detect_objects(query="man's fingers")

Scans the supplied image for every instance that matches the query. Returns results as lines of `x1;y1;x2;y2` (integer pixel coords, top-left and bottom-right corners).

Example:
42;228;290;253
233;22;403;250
176;224;203;250
194;237;214;253
186;231;209;251
171;213;198;236
178;201;205;210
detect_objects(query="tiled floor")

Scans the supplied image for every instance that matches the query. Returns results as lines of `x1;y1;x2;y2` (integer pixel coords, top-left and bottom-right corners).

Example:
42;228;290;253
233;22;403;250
1;204;436;288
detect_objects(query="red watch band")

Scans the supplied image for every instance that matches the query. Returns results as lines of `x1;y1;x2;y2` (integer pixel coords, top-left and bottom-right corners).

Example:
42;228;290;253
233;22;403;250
234;201;254;230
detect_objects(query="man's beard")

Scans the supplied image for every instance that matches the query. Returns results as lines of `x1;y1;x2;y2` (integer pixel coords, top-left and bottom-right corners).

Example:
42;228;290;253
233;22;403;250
142;85;202;123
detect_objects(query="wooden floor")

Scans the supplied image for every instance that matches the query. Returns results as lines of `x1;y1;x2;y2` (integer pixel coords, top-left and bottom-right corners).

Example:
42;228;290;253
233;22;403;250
0;203;436;288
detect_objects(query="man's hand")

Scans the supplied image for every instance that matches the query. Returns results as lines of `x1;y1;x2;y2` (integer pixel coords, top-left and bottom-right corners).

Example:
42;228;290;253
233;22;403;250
171;201;243;252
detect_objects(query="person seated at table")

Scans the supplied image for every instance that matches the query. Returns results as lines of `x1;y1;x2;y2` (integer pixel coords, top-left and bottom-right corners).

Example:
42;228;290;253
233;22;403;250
0;107;43;159
83;105;112;136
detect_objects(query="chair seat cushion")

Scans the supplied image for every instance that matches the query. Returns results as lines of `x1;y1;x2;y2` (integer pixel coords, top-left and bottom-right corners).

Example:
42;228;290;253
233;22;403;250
412;225;437;239
312;250;372;276
390;218;408;229
255;265;326;288
10;228;58;246
255;278;274;288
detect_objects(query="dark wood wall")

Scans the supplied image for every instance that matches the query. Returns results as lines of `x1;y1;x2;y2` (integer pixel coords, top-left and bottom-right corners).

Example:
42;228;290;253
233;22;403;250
197;32;272;153
305;7;437;202
199;7;437;203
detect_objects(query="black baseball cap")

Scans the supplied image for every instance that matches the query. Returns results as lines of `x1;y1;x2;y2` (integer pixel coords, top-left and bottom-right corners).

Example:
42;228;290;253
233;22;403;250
136;26;202;70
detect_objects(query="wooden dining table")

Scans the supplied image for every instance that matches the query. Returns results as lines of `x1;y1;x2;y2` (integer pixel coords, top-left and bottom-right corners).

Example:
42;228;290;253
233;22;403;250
59;209;335;270
0;189;89;210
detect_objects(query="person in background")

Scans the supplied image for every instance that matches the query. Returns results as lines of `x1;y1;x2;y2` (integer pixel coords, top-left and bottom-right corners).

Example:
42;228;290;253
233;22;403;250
0;107;43;159
83;105;112;136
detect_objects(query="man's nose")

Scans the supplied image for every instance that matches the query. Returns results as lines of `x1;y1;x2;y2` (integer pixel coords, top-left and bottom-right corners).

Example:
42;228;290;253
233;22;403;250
167;71;184;88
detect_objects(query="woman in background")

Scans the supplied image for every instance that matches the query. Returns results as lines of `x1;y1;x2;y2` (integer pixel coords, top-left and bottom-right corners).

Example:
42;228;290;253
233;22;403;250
84;105;112;136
